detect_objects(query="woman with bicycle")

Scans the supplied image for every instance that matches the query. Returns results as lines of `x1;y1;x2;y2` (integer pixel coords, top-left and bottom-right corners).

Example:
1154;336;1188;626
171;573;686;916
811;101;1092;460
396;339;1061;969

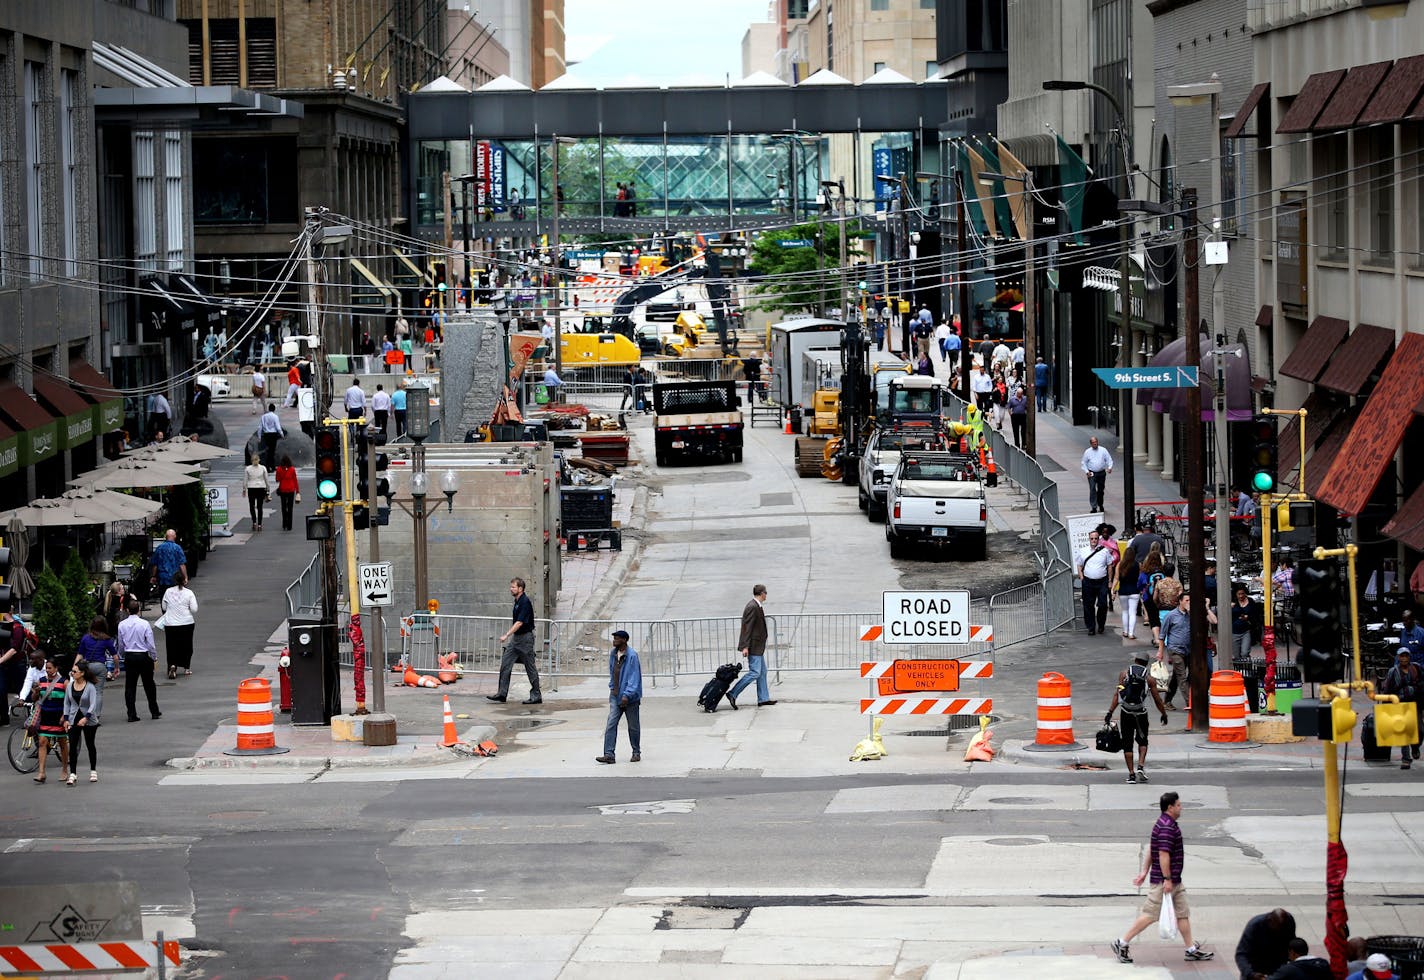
63;660;102;784
31;657;70;784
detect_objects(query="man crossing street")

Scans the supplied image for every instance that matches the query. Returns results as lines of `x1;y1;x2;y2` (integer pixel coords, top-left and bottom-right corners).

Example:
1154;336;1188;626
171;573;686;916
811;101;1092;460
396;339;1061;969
1111;791;1214;964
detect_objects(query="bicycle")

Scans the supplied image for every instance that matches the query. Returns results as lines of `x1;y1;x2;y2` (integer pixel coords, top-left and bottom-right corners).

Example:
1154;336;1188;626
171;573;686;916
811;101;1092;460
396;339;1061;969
7;702;40;775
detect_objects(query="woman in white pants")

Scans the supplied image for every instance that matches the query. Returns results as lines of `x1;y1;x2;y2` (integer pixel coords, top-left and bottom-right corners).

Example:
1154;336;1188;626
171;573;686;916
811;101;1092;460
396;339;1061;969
1117;549;1142;639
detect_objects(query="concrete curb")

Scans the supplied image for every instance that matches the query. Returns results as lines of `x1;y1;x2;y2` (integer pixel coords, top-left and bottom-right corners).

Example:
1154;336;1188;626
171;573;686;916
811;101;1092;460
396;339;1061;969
165;723;497;770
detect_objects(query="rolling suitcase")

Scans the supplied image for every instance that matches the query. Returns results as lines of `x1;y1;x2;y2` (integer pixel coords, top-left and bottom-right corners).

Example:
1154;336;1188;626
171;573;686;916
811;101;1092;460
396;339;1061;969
697;662;742;713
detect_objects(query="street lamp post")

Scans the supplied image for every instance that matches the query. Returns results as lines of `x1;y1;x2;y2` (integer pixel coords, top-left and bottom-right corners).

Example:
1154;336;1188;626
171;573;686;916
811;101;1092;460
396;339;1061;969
1169;75;1232;656
456;174;476;310
406;382;431;609
549;136;575;375
1043;79;1136;528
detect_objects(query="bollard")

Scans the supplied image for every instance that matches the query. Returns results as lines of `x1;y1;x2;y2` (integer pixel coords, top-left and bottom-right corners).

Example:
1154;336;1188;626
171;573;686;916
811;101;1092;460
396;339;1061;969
1207;670;1249;743
224;677;290;756
1034;671;1076;746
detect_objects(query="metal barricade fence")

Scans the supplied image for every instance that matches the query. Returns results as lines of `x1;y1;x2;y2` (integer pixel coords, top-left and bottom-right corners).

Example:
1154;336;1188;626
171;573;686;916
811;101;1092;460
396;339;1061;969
392;614;558;679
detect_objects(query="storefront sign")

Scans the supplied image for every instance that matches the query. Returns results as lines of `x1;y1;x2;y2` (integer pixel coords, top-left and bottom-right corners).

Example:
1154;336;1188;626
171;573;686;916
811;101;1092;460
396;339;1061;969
207;485;229;529
59;410;94;450
98;399;124;432
19;421;58;467
0;436;18;479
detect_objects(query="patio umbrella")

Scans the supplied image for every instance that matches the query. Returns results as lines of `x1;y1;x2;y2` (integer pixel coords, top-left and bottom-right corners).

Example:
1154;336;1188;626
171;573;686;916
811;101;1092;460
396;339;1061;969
1134;333;1253;423
56;489;163;522
125;439;235;463
0;496;124;527
4;515;36;604
72;459;201;490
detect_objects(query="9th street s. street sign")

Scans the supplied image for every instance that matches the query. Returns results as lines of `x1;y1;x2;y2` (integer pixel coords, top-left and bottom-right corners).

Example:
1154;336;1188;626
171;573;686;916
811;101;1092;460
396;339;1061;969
1091;366;1199;389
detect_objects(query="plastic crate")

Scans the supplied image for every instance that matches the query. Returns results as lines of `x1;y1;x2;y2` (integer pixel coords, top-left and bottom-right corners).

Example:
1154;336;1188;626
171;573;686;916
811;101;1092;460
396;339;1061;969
561;486;614;533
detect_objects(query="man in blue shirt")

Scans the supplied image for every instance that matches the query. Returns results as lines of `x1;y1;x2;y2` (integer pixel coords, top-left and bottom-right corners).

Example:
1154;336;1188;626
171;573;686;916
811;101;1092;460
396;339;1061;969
1399;609;1424;669
595;629;642;764
149;530;187;593
1034;356;1051;412
391;384;408;437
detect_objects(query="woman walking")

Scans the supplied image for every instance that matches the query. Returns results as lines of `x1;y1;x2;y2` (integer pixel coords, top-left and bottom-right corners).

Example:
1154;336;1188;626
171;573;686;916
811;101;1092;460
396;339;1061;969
1117;548;1141;639
243;454;271;531
31;657;70;784
274;455;300;532
102;582;127;638
77;617;119;681
1138;547;1165;644
161;570;199;680
64;660;102;784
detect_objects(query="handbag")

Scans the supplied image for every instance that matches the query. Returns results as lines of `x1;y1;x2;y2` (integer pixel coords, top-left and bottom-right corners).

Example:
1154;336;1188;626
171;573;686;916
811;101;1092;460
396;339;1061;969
1096;722;1122;754
154;612;169;631
295;491;302;504
1157;891;1181;940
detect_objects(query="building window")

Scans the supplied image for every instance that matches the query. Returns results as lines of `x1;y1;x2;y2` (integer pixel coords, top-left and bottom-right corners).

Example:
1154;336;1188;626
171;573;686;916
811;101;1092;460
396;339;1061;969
134;130;157;271
164;132;184;270
0;49;8;284
871;0;889;9
24;61;46;280
61;69;80;273
1408;136;1424;271
1362;129;1393;265
873;61;886;73
925;61;938;80
181;17;278;88
826;4;834;72
921;0;935;7
1317;133;1347;261
1219;123;1243;237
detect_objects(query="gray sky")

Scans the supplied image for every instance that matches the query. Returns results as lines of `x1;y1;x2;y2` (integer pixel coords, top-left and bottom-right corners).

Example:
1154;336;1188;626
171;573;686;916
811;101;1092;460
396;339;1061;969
565;0;773;87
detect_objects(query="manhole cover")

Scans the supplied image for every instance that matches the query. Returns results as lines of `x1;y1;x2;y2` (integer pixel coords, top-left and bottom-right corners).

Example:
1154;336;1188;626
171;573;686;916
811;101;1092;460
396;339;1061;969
984;837;1040;846
208;811;266;820
902;714;1000;736
505;717;565;730
987;797;1051;805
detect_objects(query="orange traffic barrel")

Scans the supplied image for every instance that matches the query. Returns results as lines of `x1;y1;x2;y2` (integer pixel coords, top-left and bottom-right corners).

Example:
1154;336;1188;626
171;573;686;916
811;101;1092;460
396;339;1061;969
1208;670;1249;743
224;677;290;756
1035;671;1076;746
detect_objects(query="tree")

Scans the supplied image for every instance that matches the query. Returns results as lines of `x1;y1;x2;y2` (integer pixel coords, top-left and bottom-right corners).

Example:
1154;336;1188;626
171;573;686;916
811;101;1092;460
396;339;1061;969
61;551;97;633
746;221;862;316
31;566;80;660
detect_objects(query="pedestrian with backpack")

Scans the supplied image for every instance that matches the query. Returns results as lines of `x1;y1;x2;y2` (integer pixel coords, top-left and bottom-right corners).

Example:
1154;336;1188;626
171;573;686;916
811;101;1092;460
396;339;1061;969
1106;652;1169;783
1380;648;1421;769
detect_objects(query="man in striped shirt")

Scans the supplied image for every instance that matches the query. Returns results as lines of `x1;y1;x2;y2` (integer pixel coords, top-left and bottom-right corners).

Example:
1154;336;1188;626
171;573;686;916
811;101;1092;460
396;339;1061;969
1111;791;1214;964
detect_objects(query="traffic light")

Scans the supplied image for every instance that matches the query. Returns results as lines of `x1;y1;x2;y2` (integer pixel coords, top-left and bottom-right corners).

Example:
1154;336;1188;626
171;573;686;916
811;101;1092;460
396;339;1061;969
313;424;343;503
1249;414;1278;494
1329;696;1357;744
1296;558;1345;682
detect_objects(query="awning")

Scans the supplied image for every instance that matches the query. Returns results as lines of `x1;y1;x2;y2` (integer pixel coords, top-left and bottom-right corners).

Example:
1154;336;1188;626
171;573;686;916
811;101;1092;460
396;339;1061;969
1315;332;1424;515
393;249;434;286
1383;484;1424;551
172;274;225;330
1277;69;1348;133
1279;315;1349;383
1135;334;1253;422
0;419;18;480
1254;304;1273;328
350;258;399;310
1312;61;1391;130
1359;54;1424;125
1317;322;1394;396
32;375;98;451
1224;82;1271;139
66;360;126;433
1304;413;1355;499
91;42;302;127
140;275;222;336
1278;391;1343;482
0;383;59;467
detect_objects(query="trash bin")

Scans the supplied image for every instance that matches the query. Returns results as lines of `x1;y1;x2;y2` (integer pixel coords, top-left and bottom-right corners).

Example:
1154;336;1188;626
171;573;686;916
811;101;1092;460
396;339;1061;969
1367;936;1424;980
1234;657;1261;714
561;485;615;534
1273;662;1303;714
788;407;802;434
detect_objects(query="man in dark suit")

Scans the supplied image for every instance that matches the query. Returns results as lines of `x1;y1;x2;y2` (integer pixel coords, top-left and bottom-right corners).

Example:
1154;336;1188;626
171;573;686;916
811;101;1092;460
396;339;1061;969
727;584;775;708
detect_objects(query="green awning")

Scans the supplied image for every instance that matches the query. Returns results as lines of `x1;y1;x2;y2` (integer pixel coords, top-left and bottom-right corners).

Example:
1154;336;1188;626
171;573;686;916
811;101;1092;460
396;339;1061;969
0;384;59;467
33;374;98;451
67;360;126;434
0;422;18;479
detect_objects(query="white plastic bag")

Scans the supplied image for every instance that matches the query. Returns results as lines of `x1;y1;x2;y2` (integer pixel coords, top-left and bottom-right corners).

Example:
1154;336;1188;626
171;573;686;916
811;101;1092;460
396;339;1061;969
1157;890;1181;941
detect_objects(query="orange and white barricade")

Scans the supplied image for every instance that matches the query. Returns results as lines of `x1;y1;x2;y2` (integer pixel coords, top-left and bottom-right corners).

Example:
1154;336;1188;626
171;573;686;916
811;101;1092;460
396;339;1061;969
1207;670;1250;743
1033;671;1078;747
224;677;289;756
0;940;181;973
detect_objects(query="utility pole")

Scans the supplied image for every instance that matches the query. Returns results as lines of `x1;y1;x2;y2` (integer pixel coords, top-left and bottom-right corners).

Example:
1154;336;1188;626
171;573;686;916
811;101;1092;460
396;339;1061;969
837;178;848;321
366;439;386;711
955;169;972;405
1119;217;1135;530
550;136;570;374
1022;180;1037;457
304;211;340;641
1181;189;1209;733
338;421;365;714
1213;331;1235;665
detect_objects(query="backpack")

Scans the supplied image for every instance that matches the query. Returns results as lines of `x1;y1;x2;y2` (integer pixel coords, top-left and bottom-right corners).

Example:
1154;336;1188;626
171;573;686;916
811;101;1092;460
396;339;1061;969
1120;663;1150;713
1153;575;1182;610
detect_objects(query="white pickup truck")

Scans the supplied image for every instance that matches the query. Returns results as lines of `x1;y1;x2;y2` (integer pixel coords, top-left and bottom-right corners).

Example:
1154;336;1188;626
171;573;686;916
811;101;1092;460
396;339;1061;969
884;451;988;560
858;424;949;522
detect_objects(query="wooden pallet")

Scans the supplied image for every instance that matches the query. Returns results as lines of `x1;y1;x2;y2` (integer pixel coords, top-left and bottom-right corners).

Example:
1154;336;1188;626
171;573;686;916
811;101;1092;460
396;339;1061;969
795;437;827;477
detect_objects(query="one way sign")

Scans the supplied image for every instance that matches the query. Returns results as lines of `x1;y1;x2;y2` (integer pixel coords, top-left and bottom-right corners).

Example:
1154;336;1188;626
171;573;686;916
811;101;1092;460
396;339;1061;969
358;562;393;607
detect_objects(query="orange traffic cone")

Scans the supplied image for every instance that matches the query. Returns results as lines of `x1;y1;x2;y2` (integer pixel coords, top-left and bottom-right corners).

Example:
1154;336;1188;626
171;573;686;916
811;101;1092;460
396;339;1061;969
440;694;460;747
984;447;998;488
784;414;792;435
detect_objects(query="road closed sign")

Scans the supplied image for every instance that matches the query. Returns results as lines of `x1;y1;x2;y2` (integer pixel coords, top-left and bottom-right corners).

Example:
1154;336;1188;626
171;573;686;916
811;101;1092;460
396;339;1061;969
881;590;971;644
